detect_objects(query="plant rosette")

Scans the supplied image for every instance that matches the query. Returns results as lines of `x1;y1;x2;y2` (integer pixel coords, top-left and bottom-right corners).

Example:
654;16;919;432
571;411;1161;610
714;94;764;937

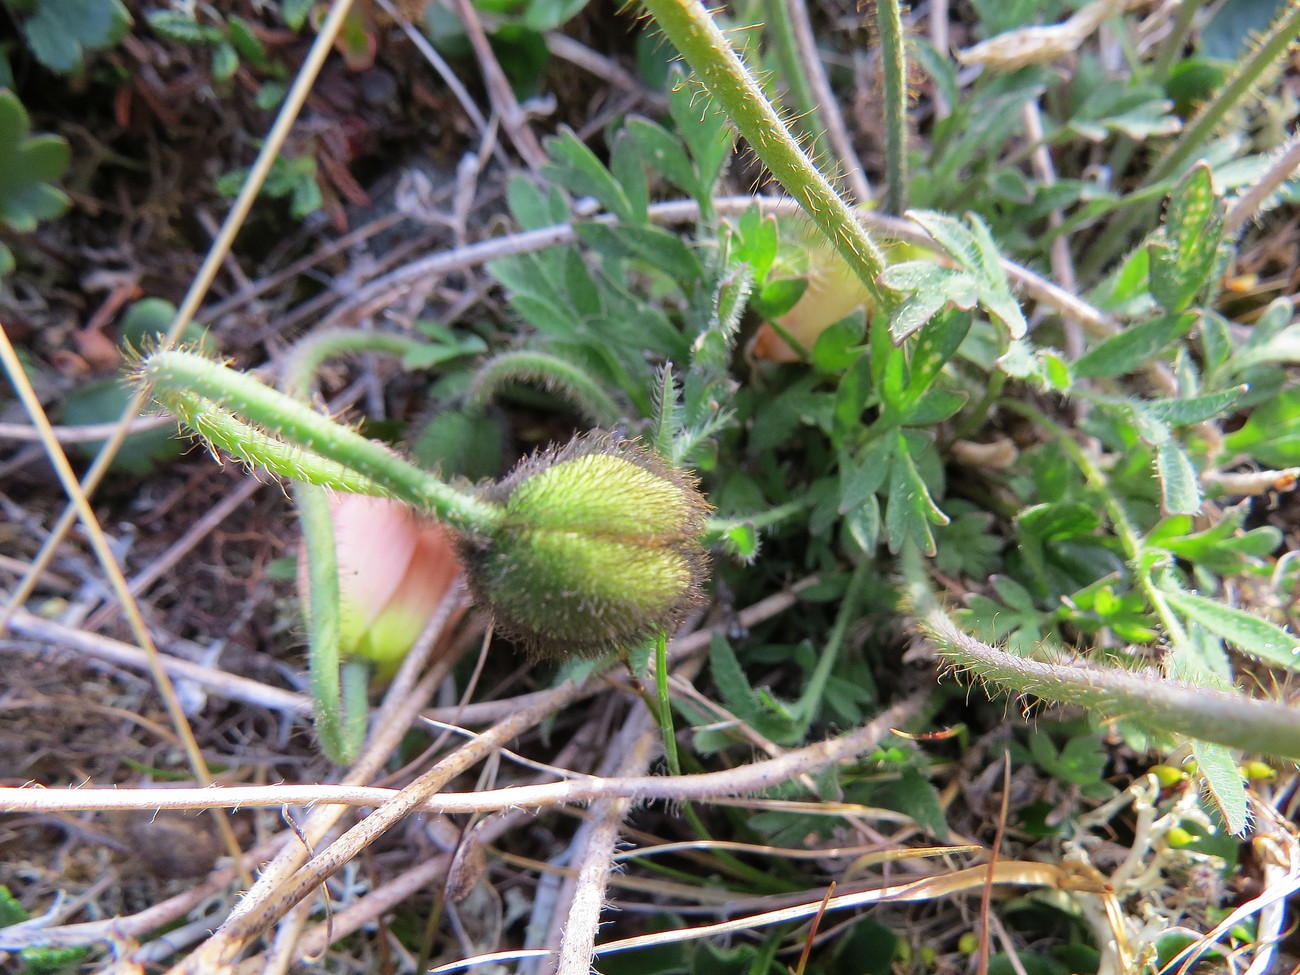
299;493;463;678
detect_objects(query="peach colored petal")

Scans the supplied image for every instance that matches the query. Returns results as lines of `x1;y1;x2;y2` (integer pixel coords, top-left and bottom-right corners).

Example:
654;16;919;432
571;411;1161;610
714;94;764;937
358;522;463;677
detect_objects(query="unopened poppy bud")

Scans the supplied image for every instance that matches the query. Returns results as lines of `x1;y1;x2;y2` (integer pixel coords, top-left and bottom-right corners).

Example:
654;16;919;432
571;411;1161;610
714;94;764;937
299;494;461;676
459;432;711;659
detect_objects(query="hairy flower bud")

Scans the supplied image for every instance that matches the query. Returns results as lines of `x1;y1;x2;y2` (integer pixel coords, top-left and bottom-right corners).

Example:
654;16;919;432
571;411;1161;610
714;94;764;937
459;433;711;659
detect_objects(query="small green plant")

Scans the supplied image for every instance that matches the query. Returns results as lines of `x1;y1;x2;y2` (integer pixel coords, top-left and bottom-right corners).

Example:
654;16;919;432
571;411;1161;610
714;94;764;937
0;88;70;275
1;0;129;74
146;7;280;84
20;0;1293;969
215;152;323;219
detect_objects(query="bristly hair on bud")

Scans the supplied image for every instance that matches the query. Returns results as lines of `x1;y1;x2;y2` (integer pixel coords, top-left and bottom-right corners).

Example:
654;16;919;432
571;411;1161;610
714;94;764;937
457;431;712;660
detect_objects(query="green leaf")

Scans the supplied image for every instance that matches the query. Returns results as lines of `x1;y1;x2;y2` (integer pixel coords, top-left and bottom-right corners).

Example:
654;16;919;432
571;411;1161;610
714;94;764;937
811;314;865;373
19;0;129;73
1223;387;1300;467
600;224;702;283
905;389;967;425
1163;589;1300;670
524;0;591;31
904;210;1026;339
281;0;314;31
0;90;71;234
507;173;566;231
752;276;806;320
147;9;207;43
626;116;698;197
708;633;765;725
843;495;880;553
878;262;977;343
885;434;948;555
543;127;633;222
211;40;240;82
228;15;271;70
1192;739;1249;836
905;210;982;280
869;766;948;838
1;884;29;926
1073;312;1196;378
410;409;504;482
1155;440;1201;515
1149;163;1224;313
905;309;972;405
965;212;1029;339
609;129;649;224
62;379;181;475
728;205;779;282
1143;387;1245;426
839;435;895;514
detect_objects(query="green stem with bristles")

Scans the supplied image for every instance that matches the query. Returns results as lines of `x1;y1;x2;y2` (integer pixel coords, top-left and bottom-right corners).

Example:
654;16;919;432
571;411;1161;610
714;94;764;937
640;0;891;307
279;329;434;765
761;0;826;160
298;482;367;765
137;349;503;537
876;0;909;215
283;328;430;399
167;394;389;496
467;350;623;426
901;548;1300;759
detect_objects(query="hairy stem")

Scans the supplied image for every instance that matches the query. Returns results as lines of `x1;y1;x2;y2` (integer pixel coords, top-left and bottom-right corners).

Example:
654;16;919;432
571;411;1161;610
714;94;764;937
640;0;891;305
876;0;909;215
282;328;430;399
298;484;349;763
166;394;387;496
137;349;503;536
280;328;435;764
467;349;623;426
922;605;1300;759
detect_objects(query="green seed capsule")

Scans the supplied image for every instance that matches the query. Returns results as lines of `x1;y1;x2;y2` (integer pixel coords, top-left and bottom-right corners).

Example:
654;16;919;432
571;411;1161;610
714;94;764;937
459;432;711;659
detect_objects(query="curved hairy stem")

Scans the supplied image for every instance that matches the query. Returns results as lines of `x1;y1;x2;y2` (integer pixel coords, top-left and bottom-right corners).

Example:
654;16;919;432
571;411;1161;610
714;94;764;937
282;328;430;399
297;483;368;765
640;0;891;306
467;349;623;426
921;604;1300;759
279;326;446;763
136;349;503;536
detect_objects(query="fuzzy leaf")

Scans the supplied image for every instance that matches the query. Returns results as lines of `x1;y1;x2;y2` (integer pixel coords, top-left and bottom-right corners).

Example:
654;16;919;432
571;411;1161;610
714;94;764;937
668;69;732;198
1155;440;1202;515
839;435;896;514
1149;163;1224;313
1192;739;1249;835
905;309;972;405
1223;387;1300;467
885;435;948;555
879;263;977;343
543;127;633;222
1073;313;1196;378
1164;589;1300;670
904;210;1025;338
1143;387;1245;426
626;116;698;198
